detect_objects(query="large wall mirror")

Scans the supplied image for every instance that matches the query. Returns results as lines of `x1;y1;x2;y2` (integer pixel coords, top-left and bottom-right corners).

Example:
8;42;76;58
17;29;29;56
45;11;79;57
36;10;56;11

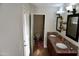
66;14;79;42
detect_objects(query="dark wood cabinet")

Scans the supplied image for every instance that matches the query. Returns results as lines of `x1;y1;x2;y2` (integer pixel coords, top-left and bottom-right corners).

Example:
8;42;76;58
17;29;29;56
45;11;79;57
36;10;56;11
47;39;56;56
47;32;78;56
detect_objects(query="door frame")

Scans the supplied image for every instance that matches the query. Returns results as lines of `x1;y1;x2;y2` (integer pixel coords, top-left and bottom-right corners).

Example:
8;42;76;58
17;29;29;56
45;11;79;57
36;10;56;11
30;13;45;55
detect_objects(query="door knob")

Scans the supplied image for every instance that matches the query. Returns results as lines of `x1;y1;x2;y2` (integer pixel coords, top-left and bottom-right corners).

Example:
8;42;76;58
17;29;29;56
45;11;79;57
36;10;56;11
24;45;27;46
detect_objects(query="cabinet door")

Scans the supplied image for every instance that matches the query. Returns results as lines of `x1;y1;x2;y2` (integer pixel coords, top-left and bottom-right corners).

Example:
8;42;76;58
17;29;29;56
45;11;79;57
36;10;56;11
47;39;52;55
47;39;56;56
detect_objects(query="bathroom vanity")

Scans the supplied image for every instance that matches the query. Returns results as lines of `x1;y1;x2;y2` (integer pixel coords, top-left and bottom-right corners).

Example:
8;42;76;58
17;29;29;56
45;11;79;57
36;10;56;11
47;32;78;56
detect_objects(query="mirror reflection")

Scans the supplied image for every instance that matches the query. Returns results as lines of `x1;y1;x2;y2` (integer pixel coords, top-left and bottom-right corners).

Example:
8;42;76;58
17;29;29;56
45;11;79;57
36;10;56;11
66;14;79;42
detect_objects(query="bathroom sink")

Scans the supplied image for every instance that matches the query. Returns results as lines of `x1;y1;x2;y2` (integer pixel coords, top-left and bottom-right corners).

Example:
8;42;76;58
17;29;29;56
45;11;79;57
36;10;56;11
56;43;67;49
49;35;56;37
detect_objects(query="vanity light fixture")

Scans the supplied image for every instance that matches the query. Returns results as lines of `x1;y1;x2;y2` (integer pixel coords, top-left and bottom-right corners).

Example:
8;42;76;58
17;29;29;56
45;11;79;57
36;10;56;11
56;7;65;14
66;3;77;14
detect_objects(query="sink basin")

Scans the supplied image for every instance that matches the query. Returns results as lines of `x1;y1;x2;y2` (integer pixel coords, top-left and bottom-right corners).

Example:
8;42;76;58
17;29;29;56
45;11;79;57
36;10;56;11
49;35;56;37
56;43;67;49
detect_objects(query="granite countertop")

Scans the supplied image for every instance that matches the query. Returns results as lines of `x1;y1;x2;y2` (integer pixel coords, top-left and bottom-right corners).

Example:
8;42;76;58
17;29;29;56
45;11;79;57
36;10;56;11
47;32;78;54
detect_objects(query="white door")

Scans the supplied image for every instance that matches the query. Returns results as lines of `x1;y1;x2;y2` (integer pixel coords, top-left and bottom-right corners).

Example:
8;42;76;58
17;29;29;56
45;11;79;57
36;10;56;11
23;12;30;56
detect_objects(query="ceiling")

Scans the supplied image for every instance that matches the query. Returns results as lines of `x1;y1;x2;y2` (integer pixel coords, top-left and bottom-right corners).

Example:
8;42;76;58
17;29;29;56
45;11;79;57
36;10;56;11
30;3;69;8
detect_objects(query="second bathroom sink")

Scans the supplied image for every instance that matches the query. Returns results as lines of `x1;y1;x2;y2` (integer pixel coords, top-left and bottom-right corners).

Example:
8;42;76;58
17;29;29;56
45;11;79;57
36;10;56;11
56;43;68;49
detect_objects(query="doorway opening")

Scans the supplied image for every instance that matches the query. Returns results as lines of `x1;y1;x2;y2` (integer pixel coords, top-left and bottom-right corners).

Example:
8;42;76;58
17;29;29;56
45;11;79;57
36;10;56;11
33;15;45;55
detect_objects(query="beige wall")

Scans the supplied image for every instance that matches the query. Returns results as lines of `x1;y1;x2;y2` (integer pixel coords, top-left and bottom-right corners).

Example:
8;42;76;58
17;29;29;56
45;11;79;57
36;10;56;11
0;3;24;56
